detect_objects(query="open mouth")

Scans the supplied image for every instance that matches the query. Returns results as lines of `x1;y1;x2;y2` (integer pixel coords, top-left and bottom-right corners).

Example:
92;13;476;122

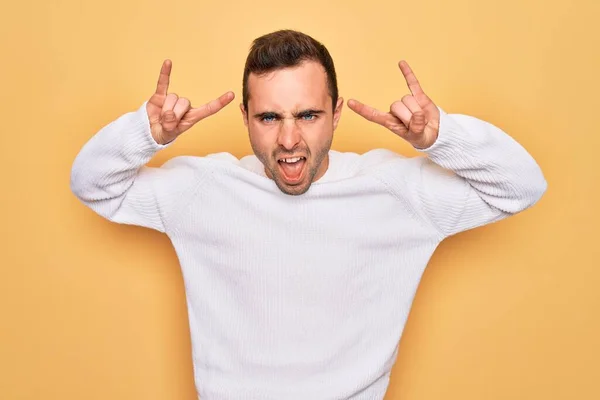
277;156;307;184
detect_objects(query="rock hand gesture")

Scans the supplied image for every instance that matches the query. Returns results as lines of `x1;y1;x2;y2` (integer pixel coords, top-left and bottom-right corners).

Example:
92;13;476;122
348;60;440;150
146;59;235;145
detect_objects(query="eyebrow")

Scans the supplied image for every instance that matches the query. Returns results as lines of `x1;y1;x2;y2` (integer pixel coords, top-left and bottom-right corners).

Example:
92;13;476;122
252;109;326;119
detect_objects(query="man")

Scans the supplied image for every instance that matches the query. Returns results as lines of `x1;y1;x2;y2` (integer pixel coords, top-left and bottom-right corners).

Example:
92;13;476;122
70;30;547;399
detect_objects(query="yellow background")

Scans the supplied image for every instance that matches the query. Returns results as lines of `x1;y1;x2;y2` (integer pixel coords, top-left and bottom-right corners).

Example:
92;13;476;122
2;0;598;399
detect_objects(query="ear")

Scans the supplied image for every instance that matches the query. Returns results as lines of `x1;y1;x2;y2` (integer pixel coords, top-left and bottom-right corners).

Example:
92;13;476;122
333;97;344;131
240;103;248;127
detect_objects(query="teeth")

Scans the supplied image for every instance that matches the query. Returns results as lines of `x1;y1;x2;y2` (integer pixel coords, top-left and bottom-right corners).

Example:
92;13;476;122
280;157;304;163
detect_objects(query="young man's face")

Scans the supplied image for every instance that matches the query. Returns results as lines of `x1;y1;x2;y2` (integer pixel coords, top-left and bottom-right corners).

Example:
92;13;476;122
241;60;344;196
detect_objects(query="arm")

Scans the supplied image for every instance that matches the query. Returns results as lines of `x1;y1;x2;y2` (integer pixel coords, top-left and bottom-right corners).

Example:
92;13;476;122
377;109;547;238
70;102;188;233
70;59;235;233
349;60;547;239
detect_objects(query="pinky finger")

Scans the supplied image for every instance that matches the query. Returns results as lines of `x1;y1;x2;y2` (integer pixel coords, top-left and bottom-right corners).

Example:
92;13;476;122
187;91;235;123
347;99;390;127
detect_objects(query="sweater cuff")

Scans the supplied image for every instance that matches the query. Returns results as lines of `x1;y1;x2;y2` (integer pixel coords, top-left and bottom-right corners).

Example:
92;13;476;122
134;101;175;154
413;107;468;160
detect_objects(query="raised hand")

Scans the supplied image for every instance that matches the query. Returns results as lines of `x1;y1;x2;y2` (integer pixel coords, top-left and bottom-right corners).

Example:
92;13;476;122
146;59;235;145
348;60;440;149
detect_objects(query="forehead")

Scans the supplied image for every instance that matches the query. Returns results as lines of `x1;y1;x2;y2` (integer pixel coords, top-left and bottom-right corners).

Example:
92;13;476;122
247;60;330;111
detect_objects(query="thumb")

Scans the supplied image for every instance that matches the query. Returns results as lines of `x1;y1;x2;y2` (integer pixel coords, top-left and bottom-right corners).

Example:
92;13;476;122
408;111;427;135
161;110;179;133
149;111;180;145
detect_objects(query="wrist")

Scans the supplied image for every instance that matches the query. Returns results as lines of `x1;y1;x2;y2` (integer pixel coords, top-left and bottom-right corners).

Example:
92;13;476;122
412;131;438;150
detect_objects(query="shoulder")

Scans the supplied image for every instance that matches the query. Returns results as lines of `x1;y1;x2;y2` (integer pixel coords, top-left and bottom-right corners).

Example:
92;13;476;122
147;153;242;208
146;152;241;186
160;152;240;171
332;148;411;175
346;148;455;190
357;148;406;167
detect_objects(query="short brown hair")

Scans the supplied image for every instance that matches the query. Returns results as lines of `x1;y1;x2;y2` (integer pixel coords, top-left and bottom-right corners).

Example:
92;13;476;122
242;30;338;112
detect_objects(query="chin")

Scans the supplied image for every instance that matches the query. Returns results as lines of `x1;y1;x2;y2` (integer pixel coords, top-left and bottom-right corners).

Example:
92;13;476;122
276;180;312;196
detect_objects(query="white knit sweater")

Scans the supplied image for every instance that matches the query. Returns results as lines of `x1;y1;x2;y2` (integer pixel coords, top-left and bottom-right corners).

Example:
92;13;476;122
70;102;547;399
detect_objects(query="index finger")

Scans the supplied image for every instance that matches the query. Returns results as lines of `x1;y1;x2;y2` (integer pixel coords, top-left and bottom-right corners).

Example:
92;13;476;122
155;59;172;96
398;60;424;96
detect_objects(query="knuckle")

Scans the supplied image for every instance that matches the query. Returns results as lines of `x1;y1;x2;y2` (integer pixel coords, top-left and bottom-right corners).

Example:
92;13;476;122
370;108;378;120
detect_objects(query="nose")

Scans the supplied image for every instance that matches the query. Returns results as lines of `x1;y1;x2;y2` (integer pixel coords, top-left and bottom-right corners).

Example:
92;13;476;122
277;118;302;150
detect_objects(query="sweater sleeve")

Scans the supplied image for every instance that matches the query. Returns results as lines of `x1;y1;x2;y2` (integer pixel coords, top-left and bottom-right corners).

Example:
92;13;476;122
376;108;547;239
70;102;205;233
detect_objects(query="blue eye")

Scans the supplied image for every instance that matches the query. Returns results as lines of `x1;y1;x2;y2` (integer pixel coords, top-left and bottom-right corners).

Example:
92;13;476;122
262;115;277;123
302;114;315;121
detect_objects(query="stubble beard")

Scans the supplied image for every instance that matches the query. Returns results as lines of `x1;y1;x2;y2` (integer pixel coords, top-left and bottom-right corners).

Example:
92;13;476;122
252;138;332;196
